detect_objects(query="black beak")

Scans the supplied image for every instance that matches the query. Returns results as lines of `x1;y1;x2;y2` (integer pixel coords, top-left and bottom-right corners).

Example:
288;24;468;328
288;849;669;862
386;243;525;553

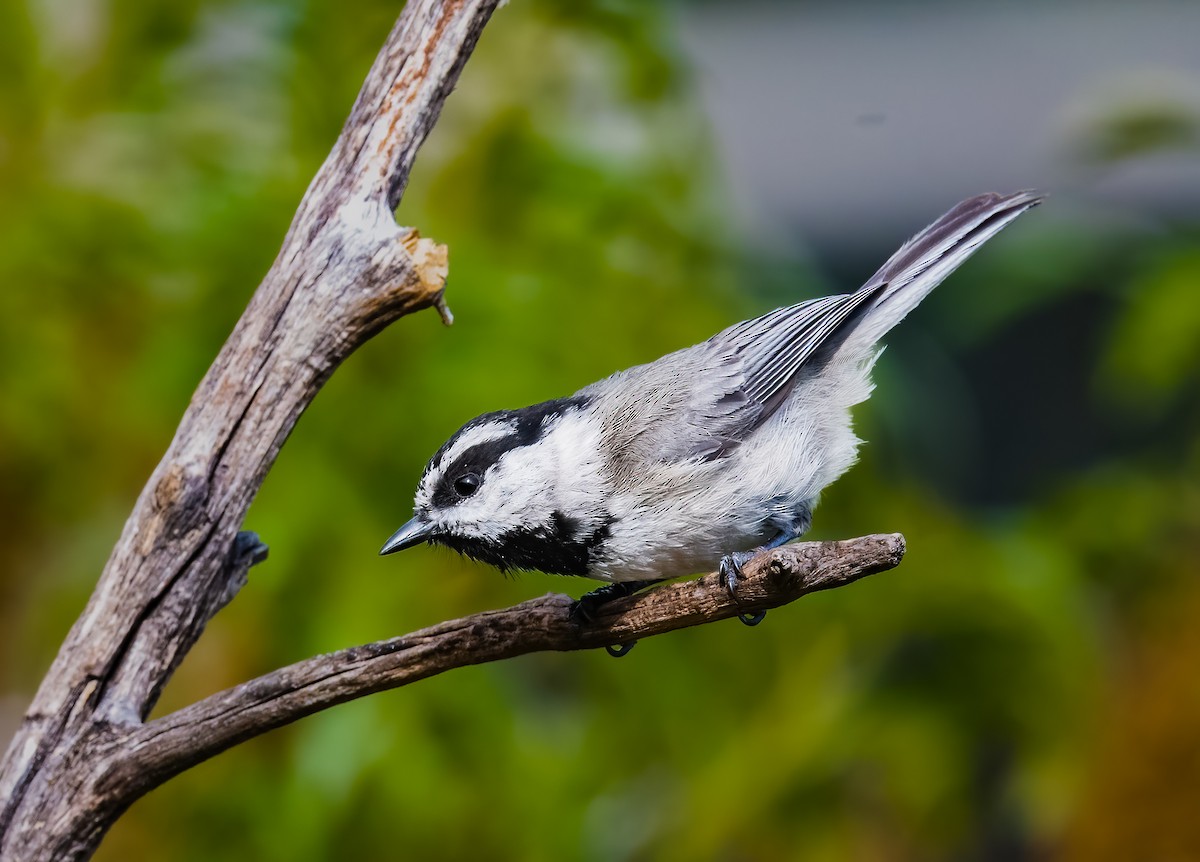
379;517;435;556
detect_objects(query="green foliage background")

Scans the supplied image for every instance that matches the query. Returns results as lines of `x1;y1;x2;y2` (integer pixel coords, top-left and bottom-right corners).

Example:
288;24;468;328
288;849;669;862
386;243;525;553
2;1;1199;859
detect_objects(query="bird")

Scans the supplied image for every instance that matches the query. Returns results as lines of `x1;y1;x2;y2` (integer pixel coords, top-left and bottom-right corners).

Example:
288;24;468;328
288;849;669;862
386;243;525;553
380;191;1042;628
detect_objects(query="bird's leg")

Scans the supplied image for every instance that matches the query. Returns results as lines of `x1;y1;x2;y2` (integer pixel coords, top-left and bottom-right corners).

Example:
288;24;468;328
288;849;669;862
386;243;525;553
571;579;664;657
720;513;810;627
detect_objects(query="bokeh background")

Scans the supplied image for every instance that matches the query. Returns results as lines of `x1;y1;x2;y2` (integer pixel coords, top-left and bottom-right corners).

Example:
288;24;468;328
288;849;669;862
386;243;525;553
3;0;1200;859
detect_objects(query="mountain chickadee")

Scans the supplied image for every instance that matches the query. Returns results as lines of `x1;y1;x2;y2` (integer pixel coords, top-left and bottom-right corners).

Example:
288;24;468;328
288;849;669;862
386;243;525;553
381;191;1042;626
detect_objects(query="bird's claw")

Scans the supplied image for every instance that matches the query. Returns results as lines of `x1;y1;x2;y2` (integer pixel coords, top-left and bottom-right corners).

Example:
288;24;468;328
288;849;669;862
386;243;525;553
605;642;637;658
572;596;640;653
718;551;749;594
569;593;601;624
570;582;634;624
570;582;660;660
719;550;767;628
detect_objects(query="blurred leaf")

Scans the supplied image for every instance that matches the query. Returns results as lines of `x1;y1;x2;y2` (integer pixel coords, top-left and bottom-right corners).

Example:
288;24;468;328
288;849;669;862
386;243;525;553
1099;247;1200;414
1073;100;1200;164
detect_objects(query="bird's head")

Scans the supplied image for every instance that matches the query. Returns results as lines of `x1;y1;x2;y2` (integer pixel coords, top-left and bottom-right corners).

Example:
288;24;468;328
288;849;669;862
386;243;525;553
379;395;609;576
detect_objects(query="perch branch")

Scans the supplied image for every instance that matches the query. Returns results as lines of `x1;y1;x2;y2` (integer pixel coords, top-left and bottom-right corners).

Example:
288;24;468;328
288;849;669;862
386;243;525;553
116;534;903;791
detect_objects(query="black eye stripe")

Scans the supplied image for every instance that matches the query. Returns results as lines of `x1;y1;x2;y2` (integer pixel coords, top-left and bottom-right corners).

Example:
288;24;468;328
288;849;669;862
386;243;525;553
429;425;513;474
447;437;519;478
429;395;591;474
430;437;517;508
426;394;591;509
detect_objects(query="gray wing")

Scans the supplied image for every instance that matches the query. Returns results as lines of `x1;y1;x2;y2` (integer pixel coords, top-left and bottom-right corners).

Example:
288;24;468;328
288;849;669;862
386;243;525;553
591;190;1042;471
684;282;886;459
715;284;885;421
591;283;884;468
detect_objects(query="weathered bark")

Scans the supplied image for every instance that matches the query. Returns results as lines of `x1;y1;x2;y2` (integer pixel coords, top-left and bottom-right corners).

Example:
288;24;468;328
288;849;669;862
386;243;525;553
0;1;495;858
0;2;906;860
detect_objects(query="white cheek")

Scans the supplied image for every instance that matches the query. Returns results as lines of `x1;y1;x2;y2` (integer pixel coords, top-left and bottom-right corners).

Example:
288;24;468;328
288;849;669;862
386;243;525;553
444;449;555;540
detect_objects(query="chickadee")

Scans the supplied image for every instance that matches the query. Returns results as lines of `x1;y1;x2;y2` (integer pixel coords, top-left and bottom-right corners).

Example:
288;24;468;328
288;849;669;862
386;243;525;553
381;191;1042;623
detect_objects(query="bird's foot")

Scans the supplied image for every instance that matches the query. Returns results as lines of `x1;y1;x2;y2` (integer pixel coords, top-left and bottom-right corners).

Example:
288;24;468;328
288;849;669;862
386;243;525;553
571;581;640;623
718;550;767;627
571;579;662;658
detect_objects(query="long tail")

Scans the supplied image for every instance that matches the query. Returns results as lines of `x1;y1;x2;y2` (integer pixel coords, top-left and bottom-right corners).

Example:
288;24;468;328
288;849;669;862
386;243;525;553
842;190;1043;352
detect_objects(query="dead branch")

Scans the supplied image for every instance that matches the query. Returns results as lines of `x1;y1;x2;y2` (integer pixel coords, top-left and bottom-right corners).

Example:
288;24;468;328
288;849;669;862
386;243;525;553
0;2;498;859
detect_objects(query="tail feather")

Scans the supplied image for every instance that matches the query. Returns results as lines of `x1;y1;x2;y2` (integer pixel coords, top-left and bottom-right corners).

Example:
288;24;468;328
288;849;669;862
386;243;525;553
844;190;1043;351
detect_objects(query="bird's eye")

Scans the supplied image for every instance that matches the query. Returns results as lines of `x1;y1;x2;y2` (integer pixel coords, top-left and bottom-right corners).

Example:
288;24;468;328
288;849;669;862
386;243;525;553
453;472;481;497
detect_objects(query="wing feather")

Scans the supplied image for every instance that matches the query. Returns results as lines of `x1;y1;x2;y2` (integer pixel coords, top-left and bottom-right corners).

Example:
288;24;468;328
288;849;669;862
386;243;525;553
590;191;1043;471
729;286;883;408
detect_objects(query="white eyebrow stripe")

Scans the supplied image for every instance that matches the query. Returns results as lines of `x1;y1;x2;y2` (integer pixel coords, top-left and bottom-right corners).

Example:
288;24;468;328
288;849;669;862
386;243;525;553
421;418;516;495
440;420;516;463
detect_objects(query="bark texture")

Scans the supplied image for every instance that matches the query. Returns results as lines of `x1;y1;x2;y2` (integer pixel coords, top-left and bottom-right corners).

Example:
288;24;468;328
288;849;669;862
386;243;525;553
0;1;496;858
0;3;906;860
